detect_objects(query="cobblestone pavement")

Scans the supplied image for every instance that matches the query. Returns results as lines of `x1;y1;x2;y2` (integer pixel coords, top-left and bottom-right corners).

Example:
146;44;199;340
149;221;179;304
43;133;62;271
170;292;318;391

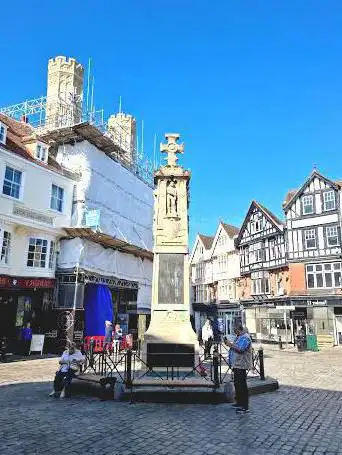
0;346;342;455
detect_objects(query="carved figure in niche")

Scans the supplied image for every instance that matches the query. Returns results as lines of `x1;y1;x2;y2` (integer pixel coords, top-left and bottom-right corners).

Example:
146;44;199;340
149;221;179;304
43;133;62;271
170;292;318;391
166;180;178;216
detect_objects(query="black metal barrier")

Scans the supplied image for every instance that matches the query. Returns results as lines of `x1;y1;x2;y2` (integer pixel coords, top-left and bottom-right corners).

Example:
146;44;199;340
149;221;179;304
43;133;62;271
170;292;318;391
80;338;266;387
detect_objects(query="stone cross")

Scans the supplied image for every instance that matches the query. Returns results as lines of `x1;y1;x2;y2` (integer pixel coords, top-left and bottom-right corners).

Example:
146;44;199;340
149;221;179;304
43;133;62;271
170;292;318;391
160;133;184;167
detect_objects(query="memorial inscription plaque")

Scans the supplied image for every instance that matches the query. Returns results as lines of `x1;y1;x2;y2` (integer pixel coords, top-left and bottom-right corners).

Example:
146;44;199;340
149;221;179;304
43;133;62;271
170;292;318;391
158;254;184;305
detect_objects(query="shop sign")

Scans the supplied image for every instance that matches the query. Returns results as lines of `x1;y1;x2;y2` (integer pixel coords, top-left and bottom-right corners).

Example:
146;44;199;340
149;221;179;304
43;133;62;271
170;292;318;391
0;276;55;289
276;305;295;311
307;300;327;306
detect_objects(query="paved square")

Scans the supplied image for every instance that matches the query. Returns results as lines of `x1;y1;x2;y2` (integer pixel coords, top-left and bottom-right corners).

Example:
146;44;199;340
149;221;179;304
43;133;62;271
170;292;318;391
1;346;342;455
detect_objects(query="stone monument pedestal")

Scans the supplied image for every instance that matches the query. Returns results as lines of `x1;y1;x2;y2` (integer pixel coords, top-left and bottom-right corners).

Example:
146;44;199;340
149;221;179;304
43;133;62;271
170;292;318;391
141;134;199;369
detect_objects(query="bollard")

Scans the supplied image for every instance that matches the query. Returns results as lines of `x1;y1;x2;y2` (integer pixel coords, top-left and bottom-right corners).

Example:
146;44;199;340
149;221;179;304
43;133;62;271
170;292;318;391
126;349;133;388
278;336;283;350
213;346;220;387
258;347;265;381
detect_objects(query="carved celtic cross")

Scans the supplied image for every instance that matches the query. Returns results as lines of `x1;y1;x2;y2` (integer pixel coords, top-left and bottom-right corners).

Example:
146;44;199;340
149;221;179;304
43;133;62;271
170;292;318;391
160;133;184;167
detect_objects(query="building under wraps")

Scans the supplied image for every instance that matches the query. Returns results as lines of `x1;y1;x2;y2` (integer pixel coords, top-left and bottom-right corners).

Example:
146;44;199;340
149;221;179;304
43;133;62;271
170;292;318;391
0;56;154;352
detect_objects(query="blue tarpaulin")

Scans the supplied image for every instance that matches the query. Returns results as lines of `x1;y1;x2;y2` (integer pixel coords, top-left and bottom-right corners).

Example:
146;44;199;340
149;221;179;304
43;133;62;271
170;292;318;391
84;284;113;336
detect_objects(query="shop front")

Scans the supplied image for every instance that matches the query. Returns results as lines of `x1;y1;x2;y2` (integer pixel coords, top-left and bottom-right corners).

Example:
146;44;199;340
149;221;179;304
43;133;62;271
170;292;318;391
192;302;242;340
56;270;149;350
243;296;340;345
0;275;55;353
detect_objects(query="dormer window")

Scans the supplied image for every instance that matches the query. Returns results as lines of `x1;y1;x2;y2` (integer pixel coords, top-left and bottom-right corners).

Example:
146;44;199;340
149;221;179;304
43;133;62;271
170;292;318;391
302;195;314;215
0;122;7;144
36;143;48;162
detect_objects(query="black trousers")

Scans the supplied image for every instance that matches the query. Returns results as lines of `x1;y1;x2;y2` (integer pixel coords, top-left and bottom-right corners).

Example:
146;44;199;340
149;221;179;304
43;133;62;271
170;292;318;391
233;368;249;410
204;339;212;358
53;370;75;396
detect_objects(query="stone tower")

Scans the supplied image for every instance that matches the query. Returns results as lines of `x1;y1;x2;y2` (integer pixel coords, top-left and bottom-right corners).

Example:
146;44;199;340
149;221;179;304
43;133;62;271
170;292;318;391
142;133;198;368
45;56;84;129
107;112;136;165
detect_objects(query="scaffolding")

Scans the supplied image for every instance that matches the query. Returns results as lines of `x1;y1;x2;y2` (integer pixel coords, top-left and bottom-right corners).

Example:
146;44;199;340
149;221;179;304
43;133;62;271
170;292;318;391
0;96;154;187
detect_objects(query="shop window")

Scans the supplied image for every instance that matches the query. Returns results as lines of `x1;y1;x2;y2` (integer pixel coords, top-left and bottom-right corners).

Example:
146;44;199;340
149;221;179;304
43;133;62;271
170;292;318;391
0;230;11;264
27;238;48;268
306;262;342;289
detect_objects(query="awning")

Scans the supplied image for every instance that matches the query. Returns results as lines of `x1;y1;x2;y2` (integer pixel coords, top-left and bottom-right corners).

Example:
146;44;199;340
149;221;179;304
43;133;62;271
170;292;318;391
62;227;153;261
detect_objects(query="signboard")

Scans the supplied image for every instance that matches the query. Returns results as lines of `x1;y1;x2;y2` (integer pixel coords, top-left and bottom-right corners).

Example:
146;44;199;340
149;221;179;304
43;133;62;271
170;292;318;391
29;335;45;355
276;305;295;311
85;209;100;228
0;276;55;289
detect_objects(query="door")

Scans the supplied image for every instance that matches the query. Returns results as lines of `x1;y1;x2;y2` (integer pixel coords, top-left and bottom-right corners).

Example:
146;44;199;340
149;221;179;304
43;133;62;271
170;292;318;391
335;316;342;345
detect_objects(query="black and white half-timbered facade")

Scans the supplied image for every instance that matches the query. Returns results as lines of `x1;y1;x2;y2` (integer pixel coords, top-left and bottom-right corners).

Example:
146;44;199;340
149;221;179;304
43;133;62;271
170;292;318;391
236;201;290;342
283;171;342;346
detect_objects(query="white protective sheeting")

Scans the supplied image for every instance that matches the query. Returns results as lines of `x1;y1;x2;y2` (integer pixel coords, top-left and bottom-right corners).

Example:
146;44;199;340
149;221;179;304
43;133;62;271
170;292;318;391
58;238;152;311
56;140;154;250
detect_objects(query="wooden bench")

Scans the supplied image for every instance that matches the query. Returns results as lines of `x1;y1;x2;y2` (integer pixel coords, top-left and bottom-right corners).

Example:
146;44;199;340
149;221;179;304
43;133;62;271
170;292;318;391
73;374;117;400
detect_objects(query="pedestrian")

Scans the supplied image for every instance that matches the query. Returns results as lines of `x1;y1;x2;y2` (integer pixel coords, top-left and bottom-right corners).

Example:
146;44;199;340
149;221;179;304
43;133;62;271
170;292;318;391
225;324;252;414
104;320;113;353
113;323;123;356
49;342;84;399
201;319;213;359
0;336;7;362
21;322;32;355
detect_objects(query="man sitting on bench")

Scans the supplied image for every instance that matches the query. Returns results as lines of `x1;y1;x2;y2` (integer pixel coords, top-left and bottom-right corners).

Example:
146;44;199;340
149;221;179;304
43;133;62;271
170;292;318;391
49;342;84;399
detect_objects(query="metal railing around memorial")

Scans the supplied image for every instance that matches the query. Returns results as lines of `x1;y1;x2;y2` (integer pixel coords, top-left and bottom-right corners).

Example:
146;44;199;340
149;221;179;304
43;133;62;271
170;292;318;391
80;338;265;387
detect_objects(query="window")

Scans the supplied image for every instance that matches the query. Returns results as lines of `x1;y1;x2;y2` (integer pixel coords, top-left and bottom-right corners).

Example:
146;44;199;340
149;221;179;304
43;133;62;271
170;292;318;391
269;238;276;260
306;262;342;289
27;238;48;268
251;271;270;295
250;218;262;234
36;143;48;162
249;242;263;263
2;166;22;199
218;235;226;248
304;229;316;249
326;226;339;247
1;231;11;264
194;284;209;303
195;262;205;281
302;195;314;215
323;191;335;211
0;122;7;144
50;184;64;212
49;241;55;269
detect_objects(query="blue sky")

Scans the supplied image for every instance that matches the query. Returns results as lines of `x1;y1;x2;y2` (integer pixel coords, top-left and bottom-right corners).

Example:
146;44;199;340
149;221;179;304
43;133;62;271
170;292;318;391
2;1;342;246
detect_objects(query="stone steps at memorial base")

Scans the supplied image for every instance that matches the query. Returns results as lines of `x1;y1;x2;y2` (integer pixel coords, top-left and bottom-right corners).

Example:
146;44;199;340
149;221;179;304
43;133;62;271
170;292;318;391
116;377;279;404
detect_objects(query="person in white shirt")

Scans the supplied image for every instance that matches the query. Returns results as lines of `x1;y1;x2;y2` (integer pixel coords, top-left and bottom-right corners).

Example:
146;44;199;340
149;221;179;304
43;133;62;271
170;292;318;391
201;319;214;359
49;343;85;398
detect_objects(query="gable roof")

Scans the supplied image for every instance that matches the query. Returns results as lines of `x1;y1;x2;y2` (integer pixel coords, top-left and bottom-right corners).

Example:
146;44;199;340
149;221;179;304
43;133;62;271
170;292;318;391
198;234;214;250
0;113;76;179
236;200;283;245
221;222;239;238
283;170;341;211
